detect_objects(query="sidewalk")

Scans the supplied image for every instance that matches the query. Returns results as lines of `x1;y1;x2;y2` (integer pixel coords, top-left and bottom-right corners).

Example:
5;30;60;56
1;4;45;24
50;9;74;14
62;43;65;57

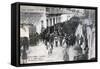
20;42;65;63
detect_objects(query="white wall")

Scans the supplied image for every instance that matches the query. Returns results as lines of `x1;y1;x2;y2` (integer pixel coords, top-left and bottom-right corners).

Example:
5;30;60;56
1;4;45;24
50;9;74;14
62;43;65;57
0;0;99;69
20;26;29;38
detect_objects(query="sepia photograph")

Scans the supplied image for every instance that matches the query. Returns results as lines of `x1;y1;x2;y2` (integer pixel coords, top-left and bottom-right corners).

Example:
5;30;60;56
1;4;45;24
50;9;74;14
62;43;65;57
20;5;96;64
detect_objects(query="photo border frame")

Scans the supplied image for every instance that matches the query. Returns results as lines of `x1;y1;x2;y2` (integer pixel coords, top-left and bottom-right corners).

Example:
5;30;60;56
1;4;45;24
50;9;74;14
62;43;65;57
11;2;98;67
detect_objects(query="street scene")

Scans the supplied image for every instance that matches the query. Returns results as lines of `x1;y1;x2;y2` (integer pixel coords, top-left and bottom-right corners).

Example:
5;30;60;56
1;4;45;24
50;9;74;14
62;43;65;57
20;5;96;64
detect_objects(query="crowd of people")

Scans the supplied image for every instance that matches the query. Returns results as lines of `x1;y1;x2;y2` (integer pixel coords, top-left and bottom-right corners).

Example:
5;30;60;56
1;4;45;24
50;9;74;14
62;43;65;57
40;16;95;61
